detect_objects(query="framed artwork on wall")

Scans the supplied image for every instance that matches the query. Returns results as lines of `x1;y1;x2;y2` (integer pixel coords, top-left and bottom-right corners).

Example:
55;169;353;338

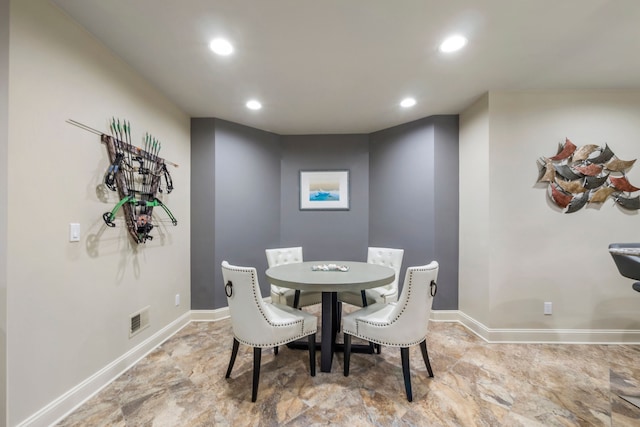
299;170;350;210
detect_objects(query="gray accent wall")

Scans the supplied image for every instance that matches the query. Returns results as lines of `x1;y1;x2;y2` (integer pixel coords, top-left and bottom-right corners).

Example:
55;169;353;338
369;116;459;310
433;116;460;310
280;135;369;261
191;119;281;309
191;116;459;310
190;119;217;309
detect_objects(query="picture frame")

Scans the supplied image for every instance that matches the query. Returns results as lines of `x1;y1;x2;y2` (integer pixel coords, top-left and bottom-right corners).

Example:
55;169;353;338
299;170;350;210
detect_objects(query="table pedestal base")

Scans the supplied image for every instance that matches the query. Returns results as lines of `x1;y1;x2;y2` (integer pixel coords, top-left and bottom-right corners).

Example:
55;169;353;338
286;291;376;372
286;341;373;355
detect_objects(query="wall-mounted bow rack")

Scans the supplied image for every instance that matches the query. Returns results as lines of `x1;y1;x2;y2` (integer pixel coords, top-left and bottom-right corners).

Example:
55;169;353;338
67;118;178;244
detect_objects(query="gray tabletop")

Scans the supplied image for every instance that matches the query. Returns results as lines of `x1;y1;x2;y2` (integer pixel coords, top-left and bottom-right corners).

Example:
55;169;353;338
266;261;394;292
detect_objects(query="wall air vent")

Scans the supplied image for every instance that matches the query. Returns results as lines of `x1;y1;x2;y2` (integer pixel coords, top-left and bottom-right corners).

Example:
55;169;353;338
129;306;150;338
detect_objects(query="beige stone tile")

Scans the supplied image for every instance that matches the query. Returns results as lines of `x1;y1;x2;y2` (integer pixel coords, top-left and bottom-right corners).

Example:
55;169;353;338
55;320;639;426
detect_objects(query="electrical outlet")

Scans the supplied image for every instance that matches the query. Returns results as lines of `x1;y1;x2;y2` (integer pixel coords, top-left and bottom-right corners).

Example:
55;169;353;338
544;301;552;315
175;294;180;306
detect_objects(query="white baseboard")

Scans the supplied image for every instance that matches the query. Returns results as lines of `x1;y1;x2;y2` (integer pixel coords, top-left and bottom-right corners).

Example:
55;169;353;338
429;309;460;322
431;310;640;344
19;308;640;426
19;311;191;427
190;307;230;322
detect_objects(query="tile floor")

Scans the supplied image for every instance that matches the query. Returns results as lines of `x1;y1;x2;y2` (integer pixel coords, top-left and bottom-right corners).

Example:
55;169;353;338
56;310;640;426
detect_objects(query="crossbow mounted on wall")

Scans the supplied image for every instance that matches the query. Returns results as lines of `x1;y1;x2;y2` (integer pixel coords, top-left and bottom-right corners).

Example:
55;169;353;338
69;118;178;244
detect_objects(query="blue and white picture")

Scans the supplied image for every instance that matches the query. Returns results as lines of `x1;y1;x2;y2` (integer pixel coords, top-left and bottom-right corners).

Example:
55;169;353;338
300;170;349;210
309;182;340;201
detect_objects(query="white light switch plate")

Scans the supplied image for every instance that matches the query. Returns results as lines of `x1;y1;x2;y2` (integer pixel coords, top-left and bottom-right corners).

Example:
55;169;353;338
69;223;80;242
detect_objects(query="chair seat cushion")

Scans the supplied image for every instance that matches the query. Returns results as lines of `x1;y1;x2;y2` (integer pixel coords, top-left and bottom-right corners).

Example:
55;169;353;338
338;288;398;307
342;302;426;347
265;303;318;337
342;302;395;335
270;288;322;308
234;302;317;348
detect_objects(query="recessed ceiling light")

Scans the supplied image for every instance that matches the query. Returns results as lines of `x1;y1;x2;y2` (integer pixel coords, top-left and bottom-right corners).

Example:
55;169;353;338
246;100;262;110
439;35;467;53
209;38;233;56
400;97;416;108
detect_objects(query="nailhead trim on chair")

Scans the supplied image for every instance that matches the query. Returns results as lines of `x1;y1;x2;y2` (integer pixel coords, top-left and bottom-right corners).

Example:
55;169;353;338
235;333;312;348
226;264;310;348
351;265;434;347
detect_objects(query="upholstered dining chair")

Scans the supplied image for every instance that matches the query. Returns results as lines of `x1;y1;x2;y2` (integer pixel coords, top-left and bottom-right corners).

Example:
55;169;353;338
266;247;322;309
221;261;317;402
338;247;404;307
342;261;439;402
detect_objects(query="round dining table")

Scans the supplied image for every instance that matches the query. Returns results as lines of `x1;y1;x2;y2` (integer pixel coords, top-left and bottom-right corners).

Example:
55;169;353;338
266;260;395;372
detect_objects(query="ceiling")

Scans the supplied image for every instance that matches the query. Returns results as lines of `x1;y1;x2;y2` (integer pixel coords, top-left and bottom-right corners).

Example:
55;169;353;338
51;0;640;135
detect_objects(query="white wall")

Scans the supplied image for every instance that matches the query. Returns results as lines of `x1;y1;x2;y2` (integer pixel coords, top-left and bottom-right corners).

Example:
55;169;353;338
459;90;640;338
1;0;9;425
459;94;491;326
7;1;190;425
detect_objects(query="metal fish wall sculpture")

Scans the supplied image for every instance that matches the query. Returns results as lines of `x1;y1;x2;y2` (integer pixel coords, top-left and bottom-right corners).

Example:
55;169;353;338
537;138;639;213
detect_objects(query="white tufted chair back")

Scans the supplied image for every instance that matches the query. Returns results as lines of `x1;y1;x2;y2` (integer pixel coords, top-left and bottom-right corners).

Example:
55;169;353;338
343;261;439;347
264;246;303;304
221;260;317;402
367;247;404;301
337;247;404;308
387;261;439;344
221;260;316;347
266;247;321;308
341;261;439;402
266;246;303;267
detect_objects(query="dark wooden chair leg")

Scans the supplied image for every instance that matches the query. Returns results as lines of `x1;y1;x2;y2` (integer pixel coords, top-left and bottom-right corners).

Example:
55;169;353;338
360;290;368;306
251;347;262;402
293;290;301;309
401;347;412;402
309;333;316;376
225;338;239;378
343;333;352;376
419;340;434;377
274;346;278;355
